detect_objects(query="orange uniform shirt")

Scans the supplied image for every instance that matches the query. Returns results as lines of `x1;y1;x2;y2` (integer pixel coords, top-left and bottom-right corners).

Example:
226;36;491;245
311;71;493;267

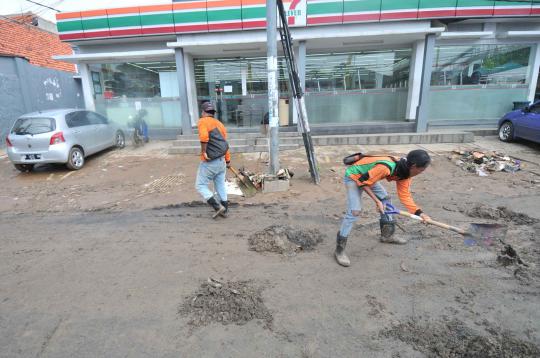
197;116;231;162
348;156;420;214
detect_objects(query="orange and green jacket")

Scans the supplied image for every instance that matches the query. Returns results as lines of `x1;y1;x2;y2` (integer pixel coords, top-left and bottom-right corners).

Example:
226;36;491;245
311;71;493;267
197;116;231;162
345;156;421;214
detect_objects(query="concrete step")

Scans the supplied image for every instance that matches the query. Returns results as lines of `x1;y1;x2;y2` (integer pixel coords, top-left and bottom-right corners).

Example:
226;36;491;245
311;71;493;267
252;144;300;152
171;138;249;147
168;143;300;155
168;131;473;155
311;132;473;146
254;137;302;146
176;131;300;140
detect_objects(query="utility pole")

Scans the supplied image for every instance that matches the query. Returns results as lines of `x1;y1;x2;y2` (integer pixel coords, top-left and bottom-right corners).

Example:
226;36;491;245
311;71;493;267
266;0;280;174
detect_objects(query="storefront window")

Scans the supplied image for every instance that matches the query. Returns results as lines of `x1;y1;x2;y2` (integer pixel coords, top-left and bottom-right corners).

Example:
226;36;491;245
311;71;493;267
431;45;531;86
429;44;532;122
305;49;411;92
304;49;411;124
93;61;182;129
194;49;412;127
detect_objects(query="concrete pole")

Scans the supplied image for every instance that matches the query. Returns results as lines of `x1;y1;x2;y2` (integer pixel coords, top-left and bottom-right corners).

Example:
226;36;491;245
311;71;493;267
267;0;279;174
406;40;425;121
415;34;436;133
174;47;193;135
527;42;540;104
78;63;96;111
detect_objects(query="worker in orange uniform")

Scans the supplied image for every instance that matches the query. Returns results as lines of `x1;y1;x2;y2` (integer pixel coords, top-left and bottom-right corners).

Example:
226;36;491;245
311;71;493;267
195;102;231;219
335;149;432;267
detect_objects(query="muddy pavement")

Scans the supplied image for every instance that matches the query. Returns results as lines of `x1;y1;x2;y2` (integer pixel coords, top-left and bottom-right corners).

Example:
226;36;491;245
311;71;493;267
1;137;540;357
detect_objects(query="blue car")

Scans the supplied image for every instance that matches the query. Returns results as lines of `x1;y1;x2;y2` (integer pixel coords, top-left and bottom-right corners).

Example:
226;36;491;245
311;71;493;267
498;101;540;144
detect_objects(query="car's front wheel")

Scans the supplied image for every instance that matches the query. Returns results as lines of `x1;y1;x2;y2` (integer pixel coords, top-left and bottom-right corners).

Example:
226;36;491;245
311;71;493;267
498;121;514;142
14;164;34;172
66;147;85;170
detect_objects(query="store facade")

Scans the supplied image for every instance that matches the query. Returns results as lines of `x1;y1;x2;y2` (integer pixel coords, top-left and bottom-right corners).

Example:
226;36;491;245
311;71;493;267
54;0;540;134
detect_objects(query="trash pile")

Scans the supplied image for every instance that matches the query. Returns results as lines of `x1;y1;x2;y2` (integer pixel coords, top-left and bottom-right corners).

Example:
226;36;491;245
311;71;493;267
449;150;521;176
179;278;273;328
246;168;294;189
248;225;323;256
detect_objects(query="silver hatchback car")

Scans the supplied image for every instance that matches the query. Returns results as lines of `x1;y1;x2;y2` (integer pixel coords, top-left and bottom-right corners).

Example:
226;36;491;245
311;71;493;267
6;109;125;171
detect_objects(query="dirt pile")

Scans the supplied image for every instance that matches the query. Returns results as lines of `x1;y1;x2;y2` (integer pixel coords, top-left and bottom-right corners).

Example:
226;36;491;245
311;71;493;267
248;225;323;255
179;279;272;328
466;204;538;225
382;318;540;358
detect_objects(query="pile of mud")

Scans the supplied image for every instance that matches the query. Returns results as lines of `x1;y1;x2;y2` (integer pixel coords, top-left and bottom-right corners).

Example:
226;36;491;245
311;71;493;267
179;279;272;328
466;204;538;225
382;318;540;358
248;225;323;255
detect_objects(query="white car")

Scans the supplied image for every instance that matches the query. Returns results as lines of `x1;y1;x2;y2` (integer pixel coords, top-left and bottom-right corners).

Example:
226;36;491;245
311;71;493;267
6;109;125;171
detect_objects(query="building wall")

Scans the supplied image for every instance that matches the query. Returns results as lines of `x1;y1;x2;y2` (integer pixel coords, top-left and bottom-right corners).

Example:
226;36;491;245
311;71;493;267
0;57;84;147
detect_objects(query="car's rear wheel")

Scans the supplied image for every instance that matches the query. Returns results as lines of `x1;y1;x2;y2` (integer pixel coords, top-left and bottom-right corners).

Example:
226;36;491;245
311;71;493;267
498;121;514;142
115;130;125;149
66;147;85;170
14;164;34;172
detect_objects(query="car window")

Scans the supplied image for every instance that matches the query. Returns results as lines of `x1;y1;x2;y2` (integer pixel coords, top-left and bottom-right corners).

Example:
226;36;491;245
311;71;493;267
65;111;90;128
86;111;108;125
95;113;109;124
530;104;540;114
11;117;55;135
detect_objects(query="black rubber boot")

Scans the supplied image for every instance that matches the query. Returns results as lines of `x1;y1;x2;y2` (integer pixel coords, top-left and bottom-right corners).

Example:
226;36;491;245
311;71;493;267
207;197;226;219
335;232;350;267
220;201;229;218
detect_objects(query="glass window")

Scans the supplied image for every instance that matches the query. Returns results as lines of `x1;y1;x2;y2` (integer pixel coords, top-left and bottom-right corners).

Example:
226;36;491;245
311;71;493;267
431;45;531;86
529;103;540;114
94;61;183;130
86;111;108;125
194;57;289;97
65;111;90;128
99;62;177;99
11;117;55;135
305;49;411;92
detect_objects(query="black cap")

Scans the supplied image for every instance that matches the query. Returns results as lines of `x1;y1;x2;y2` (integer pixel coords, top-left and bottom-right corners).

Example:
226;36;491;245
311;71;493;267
202;102;215;112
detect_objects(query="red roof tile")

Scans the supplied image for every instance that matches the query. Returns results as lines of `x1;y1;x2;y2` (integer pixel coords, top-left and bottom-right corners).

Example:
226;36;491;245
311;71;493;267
0;15;75;72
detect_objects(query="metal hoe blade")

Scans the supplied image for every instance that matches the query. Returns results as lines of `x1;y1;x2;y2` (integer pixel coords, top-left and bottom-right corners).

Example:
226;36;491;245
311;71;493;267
463;223;508;247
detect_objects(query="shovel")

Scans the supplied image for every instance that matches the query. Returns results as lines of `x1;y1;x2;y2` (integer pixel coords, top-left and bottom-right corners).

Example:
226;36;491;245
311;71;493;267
228;166;258;198
384;204;507;247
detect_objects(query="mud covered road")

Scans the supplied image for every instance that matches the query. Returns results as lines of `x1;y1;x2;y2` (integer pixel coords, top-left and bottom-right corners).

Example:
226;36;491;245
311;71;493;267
0;137;539;357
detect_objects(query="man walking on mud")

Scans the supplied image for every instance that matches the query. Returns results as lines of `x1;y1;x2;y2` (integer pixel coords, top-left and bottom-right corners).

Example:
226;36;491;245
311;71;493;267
335;149;432;267
195;102;231;219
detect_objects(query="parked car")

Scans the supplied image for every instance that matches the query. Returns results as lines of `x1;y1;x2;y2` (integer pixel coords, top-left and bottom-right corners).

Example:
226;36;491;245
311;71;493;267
5;109;125;172
498;101;540;144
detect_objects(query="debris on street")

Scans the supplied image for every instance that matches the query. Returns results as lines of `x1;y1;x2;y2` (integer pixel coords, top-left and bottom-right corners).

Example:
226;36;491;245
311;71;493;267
248;225;323;256
449;150;521;176
382;318;540;357
178;279;272;328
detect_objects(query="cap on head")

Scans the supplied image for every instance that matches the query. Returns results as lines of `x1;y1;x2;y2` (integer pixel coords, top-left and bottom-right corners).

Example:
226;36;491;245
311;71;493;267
201;102;215;113
406;149;431;168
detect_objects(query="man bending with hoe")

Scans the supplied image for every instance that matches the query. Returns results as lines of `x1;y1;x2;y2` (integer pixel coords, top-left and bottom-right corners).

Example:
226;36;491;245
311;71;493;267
195;102;231;218
335;149;432;267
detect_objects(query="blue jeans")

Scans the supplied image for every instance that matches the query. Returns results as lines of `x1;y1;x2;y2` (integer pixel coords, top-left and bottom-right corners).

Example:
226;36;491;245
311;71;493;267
339;176;392;237
195;157;227;202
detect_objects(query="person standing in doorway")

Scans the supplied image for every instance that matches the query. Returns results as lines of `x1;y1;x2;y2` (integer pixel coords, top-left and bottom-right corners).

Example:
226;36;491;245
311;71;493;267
335;150;432;267
195;102;231;218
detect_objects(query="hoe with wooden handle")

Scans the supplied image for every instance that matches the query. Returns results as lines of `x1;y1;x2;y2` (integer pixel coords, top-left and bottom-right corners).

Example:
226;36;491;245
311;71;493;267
384;204;507;247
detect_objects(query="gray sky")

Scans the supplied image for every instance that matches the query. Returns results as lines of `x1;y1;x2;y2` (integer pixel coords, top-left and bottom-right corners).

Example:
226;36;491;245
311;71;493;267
0;0;169;23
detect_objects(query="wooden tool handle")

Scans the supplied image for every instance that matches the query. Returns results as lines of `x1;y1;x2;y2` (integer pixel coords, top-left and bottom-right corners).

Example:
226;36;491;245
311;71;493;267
397;210;466;235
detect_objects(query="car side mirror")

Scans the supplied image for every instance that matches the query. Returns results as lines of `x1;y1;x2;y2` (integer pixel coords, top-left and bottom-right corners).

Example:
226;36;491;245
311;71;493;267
523;106;531;113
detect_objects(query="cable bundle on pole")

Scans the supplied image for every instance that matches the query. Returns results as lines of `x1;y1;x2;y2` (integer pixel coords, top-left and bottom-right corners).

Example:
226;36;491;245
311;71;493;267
276;0;320;184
